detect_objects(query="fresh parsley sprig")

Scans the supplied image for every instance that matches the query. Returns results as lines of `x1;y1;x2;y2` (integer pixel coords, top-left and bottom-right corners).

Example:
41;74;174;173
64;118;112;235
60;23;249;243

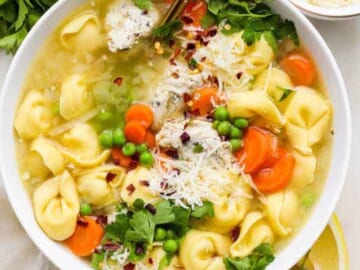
0;0;57;54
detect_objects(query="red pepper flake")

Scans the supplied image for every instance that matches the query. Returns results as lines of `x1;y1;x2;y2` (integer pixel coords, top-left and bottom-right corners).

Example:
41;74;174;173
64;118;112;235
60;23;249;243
208;75;219;86
165;149;179;159
171;72;180;79
181;15;194;24
113;77;123;86
139;180;150;187
183;93;192;103
191;108;201;117
186;43;196;50
230;226;240;242
126;184;136;195
124;263;135;270
142;10;149;15
77;218;89;227
160;180;169;190
95;215;108;226
180;132;191;144
168;39;176;48
145;203;157;215
170;48;182;64
173;168;181;175
126;160;138;173
184;111;191;120
105;172;117;183
103;243;121;251
236;72;243;80
148;257;154;264
206;28;218;37
135;244;145;255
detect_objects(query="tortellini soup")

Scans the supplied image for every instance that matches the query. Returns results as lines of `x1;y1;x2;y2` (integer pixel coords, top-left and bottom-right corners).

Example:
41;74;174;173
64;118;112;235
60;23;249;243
14;0;333;269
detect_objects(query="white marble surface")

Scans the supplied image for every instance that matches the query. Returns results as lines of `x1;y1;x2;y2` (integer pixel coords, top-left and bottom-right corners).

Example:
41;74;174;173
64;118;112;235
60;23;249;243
0;18;359;270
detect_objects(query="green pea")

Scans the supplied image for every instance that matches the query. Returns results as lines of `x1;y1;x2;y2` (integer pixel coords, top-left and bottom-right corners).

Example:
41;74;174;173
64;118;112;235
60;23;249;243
217;121;231;136
230;126;243;139
154;227;167;241
163;239;178;254
230;139;243;151
214;106;229;121
122;142;136;156
212;120;220;130
97;110;113;122
136;143;148;154
233;118;249;129
113;128;126;147
80;203;92;216
139;151;154;166
99;130;113;148
166;230;176;240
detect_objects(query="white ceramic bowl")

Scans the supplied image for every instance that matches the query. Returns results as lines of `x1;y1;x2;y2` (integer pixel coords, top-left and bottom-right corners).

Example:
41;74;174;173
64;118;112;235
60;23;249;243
290;0;360;20
0;0;352;269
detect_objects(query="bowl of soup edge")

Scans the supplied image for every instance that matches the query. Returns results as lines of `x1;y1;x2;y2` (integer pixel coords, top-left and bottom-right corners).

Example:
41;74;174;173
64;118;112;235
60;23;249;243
0;0;352;269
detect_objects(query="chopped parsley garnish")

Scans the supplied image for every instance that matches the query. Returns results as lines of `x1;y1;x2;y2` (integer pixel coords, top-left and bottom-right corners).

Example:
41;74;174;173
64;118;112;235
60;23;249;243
103;199;213;263
223;243;275;270
277;87;295;102
153;20;183;41
0;0;57;54
188;58;198;70
132;0;152;10
193;142;204;153
207;0;299;50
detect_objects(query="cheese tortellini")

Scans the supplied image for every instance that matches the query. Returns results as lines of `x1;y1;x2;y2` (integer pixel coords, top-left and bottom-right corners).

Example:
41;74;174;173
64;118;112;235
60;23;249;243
60;123;110;167
228;91;285;126
59;74;93;120
60;11;105;53
245;36;274;75
230;211;275;258
33;171;79;241
31;137;65;175
14;91;52;139
284;86;331;155
254;67;294;106
264;189;299;236
120;167;159;205
197;176;252;233
179;230;231;270
290;151;317;189
77;165;126;207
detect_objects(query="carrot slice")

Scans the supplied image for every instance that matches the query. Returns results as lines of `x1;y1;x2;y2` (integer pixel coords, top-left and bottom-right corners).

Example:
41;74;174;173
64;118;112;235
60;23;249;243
124;120;147;144
235;127;276;174
280;53;316;86
125;103;154;129
144;131;156;149
182;0;208;27
112;147;132;168
191;87;219;115
64;216;104;257
252;148;295;194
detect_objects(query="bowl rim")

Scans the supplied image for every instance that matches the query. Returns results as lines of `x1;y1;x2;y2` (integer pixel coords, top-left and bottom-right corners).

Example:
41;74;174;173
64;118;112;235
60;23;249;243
289;0;360;19
0;0;352;269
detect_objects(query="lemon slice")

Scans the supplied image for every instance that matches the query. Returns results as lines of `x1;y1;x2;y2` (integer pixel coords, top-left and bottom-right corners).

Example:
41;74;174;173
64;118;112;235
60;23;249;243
293;215;349;270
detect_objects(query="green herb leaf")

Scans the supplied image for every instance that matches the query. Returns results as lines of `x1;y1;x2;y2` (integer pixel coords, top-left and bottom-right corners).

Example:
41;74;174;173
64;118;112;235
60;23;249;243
191;201;215;218
170;206;191;237
201;11;216;29
104;213;130;242
125;210;156;243
153;200;176;225
153;20;183;41
193;143;204;153
223;243;275;270
133;0;152;10
277;87;294;102
91;251;105;270
188;58;197;70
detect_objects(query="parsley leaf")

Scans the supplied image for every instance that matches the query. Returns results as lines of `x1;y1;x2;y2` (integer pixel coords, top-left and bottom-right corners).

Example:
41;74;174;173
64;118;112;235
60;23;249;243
153;20;183;41
191;201;214;218
104;213;130;242
125;210;156;243
90;251;105;270
0;0;58;54
153;200;176;225
133;0;152;11
201;11;216;29
207;0;299;51
277;87;294;102
223;243;275;270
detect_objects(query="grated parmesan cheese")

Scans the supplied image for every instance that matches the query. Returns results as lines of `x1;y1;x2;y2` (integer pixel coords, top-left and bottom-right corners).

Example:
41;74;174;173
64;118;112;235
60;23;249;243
149;118;246;208
105;0;159;52
307;0;358;7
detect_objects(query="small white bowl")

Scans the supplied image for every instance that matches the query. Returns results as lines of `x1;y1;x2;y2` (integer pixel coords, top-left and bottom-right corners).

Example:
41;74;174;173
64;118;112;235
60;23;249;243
290;0;360;20
0;0;352;269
